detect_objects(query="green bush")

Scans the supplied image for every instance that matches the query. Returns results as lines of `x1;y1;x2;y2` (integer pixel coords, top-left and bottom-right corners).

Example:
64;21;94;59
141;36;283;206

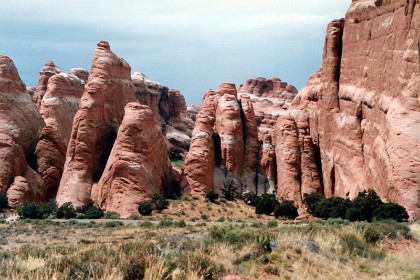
84;206;104;219
76;199;94;214
56;202;77;219
205;191;219;203
221;178;239;201
274;200;298;220
175;220;187;228
138;202;153;216
18;202;44;219
104;221;124;228
243;192;260;207
207;224;256;245
267;220;278;228
0;192;8;211
255;193;278;215
158;218;174;227
314;197;351;219
17;198;57;219
104;211;121;219
373;203;409;222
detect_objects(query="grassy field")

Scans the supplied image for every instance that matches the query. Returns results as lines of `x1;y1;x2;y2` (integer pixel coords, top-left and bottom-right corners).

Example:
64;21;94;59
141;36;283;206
0;200;419;279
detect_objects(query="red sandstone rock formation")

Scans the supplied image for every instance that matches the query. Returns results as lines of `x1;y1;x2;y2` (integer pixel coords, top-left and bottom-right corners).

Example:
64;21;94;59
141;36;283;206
92;103;171;217
0;55;46;204
238;77;298;194
57;41;136;207
279;0;420;219
39;72;85;144
33;61;62;108
183;80;295;196
182;90;218;195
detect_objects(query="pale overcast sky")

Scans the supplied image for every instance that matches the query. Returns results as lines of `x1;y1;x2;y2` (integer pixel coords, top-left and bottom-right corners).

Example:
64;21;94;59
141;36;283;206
0;1;350;104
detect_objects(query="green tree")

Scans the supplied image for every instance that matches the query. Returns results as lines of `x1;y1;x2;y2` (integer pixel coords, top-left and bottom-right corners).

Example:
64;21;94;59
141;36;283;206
0;192;8;211
255;193;279;215
347;190;383;222
84;206;104;219
206;191;219;203
221;178;239;201
302;192;323;214
243;192;260;207
373;203;409;222
56;202;77;219
18;202;44;219
314;197;351;219
138;202;153;216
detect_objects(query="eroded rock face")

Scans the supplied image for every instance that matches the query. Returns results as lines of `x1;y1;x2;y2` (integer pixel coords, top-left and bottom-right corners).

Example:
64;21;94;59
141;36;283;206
92;103;171;217
57;41;136;207
0;55;46;204
280;0;420;219
39;72;85;145
131;72;194;158
182;90;218;195
183;80;297;196
238;77;298;194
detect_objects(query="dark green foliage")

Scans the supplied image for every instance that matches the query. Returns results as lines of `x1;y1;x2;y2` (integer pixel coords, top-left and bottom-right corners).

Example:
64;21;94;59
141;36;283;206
18;202;44;219
255;193;279;215
84;206;104;219
314;197;351;219
56;202;77;219
17;198;57;219
345;207;364;222
274;200;299;220
221;178;239;201
373;203;409;222
148;193;169;212
242;192;260;207
206;191;219;203
0;192;8;211
359;220;411;243
138;202;153;216
76;199;95;214
302;192;323;214
348;190;383;222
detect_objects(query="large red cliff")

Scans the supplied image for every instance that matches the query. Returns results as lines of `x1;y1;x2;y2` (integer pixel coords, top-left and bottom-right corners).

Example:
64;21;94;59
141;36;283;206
278;0;419;218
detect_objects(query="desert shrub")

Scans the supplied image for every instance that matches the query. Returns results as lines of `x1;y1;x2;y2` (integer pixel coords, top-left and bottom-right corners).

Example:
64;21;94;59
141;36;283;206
138;202;153;216
242;192;260;207
359;220;411;242
274;200;298;220
267;220;278;228
206;191;219;203
347;190;383;222
221;178;239;201
140;221;154;228
104;211;121;219
255;193;278;215
56;202;77;219
373;203;409;222
148;193;169;212
303;192;323;214
104;221;123;228
340;233;384;260
326;217;350;225
0;192;8;211
158;218;174;227
75;213;86;219
207;224;256;245
84;206;104;219
175;220;187;228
